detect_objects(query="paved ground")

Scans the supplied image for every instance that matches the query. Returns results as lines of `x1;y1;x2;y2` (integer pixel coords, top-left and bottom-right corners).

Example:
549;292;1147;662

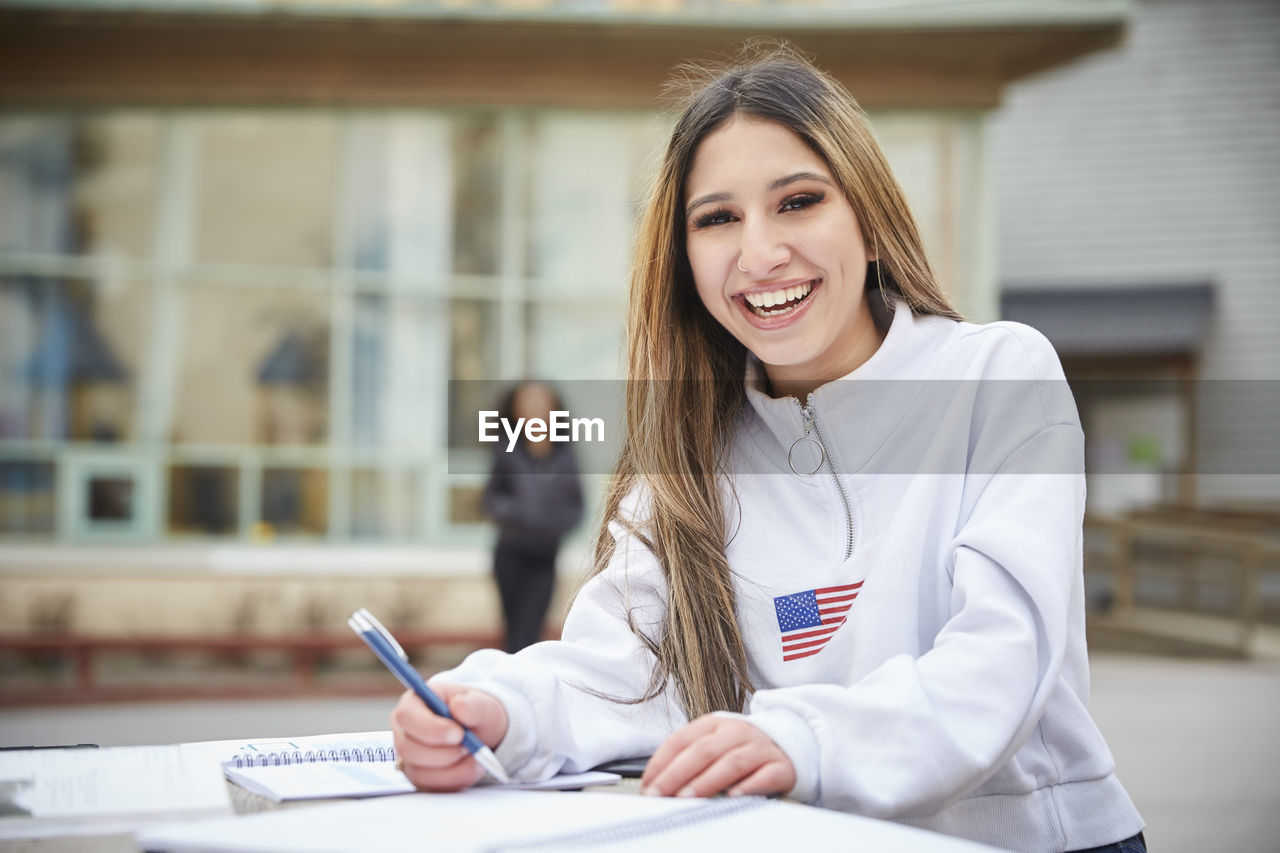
2;651;1277;853
1087;653;1280;853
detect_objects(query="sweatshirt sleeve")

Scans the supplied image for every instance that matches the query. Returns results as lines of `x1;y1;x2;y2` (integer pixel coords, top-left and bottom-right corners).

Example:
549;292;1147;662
432;502;684;781
744;328;1087;817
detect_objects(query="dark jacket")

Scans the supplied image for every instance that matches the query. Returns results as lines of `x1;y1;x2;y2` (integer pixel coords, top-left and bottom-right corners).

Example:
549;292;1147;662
482;442;584;551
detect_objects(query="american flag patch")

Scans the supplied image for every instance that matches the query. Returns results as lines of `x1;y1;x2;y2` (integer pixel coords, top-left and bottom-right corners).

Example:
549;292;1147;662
773;582;862;662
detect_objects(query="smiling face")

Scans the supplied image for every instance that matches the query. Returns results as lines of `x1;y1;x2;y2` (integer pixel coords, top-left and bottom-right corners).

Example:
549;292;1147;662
683;115;885;398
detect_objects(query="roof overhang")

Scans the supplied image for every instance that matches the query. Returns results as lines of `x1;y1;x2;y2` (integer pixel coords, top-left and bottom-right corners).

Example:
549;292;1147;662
1001;283;1215;365
0;1;1131;109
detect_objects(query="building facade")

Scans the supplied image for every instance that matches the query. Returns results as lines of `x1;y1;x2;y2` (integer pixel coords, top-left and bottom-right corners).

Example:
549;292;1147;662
0;0;1128;554
993;0;1279;509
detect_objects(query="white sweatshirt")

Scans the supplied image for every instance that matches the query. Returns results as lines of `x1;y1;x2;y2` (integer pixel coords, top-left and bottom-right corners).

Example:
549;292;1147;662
440;300;1145;852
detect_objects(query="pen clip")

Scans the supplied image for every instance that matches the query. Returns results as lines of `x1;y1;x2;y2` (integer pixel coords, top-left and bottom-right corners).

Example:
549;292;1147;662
347;608;408;661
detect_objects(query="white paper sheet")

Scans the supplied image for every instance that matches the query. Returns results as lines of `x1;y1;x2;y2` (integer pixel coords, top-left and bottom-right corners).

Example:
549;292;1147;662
0;745;232;840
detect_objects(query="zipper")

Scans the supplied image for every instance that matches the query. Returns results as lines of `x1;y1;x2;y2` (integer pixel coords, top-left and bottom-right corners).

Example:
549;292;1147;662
796;398;856;561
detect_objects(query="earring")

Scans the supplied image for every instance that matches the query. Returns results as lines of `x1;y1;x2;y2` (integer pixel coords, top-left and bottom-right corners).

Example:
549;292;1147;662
737;256;748;273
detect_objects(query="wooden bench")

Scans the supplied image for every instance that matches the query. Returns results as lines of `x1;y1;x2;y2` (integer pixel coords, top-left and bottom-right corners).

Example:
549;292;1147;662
0;628;560;706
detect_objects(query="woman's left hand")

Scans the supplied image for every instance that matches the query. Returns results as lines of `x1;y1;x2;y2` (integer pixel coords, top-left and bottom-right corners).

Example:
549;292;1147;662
640;715;796;798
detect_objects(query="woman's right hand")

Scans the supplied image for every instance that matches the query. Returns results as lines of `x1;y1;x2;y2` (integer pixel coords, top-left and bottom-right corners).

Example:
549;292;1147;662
390;682;509;792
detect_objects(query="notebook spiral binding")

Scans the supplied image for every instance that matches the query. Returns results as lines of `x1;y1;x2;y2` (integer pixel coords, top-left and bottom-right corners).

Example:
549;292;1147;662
487;796;770;851
229;745;396;768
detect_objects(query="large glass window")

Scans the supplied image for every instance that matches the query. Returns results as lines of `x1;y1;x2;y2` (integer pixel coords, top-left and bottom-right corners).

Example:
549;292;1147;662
0;108;637;544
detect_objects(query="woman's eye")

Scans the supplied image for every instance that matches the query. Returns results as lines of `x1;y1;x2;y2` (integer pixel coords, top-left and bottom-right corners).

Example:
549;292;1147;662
780;192;824;212
692;208;734;229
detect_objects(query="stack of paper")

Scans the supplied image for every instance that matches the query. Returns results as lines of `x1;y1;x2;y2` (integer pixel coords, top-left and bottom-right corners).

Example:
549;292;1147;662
0;745;232;841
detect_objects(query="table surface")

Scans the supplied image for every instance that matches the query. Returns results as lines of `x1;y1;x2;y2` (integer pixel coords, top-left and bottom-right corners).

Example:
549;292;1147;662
0;776;645;852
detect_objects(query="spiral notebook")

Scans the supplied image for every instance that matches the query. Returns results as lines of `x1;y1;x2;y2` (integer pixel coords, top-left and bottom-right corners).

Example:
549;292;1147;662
137;787;998;853
218;731;395;769
187;732;618;802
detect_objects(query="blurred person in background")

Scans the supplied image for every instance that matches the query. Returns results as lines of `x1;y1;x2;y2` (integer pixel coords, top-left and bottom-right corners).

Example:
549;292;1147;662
482;381;583;653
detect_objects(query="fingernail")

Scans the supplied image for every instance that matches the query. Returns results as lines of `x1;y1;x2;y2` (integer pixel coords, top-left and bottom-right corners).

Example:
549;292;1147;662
640;786;660;796
727;788;743;797
676;787;696;798
447;730;464;745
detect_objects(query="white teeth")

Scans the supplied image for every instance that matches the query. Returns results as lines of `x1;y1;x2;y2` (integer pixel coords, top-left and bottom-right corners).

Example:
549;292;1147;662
746;283;812;308
743;281;815;316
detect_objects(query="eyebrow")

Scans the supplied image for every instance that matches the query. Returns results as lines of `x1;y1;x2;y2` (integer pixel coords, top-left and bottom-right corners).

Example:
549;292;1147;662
684;171;837;219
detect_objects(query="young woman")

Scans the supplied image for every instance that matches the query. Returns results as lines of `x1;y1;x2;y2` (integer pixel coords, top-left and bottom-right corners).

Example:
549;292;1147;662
391;48;1146;853
482;381;583;653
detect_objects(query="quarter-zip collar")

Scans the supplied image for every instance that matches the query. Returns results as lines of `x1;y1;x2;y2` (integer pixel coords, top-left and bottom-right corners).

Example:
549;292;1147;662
743;297;911;449
740;297;915;561
742;298;958;473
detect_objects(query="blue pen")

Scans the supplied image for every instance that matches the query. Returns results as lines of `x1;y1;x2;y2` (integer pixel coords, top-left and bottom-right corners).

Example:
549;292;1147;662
348;607;510;784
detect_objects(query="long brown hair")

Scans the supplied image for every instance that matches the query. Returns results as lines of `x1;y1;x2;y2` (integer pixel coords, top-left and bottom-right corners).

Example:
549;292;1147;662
592;44;960;720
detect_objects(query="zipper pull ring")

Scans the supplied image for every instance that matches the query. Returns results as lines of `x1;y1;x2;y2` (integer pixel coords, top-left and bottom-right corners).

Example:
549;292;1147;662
789;402;826;476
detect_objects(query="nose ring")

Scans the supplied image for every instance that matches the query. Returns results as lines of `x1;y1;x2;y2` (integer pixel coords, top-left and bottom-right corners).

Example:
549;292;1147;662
737;256;748;274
